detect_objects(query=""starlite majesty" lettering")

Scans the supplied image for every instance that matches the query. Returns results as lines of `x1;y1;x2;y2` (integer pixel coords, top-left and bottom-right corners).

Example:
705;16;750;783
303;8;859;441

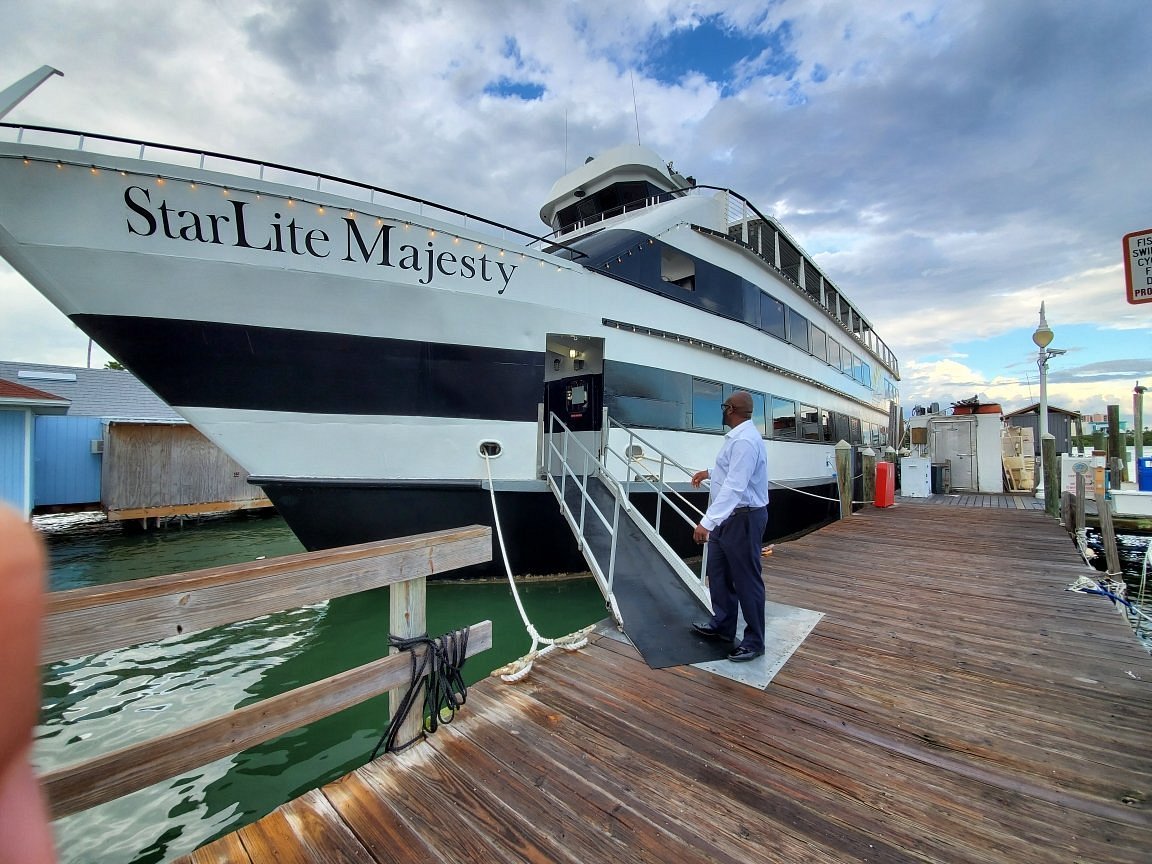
123;185;519;293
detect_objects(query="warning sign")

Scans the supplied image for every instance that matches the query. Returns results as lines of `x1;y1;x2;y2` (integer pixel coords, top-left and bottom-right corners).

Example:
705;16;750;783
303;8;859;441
1124;227;1152;305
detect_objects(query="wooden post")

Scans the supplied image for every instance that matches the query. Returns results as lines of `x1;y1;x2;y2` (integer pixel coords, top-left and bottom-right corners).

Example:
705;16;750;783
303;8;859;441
1107;405;1124;482
390;576;427;745
861;448;876;505
835;440;852;520
1094;490;1123;577
1042;433;1059;517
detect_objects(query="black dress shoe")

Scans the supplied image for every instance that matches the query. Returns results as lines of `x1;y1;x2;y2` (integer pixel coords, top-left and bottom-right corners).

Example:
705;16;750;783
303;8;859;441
691;622;730;641
727;646;764;663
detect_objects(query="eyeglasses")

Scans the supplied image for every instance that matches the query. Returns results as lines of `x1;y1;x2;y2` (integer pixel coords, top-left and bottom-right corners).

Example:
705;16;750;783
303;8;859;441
722;402;734;412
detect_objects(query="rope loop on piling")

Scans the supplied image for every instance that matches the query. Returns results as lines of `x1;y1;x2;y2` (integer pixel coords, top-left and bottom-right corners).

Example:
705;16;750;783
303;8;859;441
370;627;470;758
481;452;594;683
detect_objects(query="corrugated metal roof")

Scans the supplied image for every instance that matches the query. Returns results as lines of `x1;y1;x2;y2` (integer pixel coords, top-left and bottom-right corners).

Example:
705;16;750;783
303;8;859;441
0;361;184;422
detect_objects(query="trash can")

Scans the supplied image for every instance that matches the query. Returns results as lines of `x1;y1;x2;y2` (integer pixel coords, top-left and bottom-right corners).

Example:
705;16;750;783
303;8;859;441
931;462;951;494
1139;456;1152;492
875;461;894;508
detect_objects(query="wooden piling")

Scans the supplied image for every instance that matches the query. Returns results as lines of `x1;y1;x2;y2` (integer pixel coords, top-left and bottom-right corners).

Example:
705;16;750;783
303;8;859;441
1094;490;1123;577
861;448;876;505
834;440;852;519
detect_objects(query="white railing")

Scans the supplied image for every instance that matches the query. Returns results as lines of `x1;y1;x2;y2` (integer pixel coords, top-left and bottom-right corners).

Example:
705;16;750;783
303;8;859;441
0;122;557;251
544;411;712;616
544;412;625;624
598;413;711;605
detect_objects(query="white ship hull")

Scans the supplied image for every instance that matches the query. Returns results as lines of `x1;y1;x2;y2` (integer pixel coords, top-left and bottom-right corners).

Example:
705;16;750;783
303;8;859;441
0;128;899;574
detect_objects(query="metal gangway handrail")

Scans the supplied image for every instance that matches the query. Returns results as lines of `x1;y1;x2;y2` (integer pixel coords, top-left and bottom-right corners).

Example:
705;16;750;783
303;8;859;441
543;412;712;624
598;413;711;604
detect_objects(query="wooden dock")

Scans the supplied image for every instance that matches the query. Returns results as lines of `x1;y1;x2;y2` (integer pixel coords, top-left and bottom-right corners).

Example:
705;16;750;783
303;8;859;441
179;500;1151;863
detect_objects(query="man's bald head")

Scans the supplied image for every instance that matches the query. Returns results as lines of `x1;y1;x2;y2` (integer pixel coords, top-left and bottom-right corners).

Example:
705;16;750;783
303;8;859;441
726;390;754;419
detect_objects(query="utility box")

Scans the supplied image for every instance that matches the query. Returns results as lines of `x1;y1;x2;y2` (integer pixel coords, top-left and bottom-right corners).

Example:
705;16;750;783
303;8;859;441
901;457;931;498
875;461;895;507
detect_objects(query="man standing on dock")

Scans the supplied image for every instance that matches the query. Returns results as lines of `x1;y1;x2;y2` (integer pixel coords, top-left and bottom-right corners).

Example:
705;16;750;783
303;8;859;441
689;390;769;662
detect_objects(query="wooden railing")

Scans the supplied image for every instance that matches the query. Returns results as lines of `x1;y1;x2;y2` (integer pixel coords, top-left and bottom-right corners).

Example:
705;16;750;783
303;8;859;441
38;525;493;819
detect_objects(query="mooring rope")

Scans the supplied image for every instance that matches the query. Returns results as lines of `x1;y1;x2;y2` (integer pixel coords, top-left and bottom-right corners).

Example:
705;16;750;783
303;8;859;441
370;628;470;758
1066;574;1152;627
481;452;595;683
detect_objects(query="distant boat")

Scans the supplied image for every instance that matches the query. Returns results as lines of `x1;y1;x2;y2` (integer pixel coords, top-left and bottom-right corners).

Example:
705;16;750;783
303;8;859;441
0;69;901;574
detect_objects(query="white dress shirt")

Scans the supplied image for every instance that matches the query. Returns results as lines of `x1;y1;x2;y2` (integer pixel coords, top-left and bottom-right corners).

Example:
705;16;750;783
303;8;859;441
701;419;769;531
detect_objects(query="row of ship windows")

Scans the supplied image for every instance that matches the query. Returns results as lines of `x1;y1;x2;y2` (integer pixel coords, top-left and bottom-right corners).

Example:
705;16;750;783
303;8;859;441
602;362;890;447
576;230;898;401
689;379;891;447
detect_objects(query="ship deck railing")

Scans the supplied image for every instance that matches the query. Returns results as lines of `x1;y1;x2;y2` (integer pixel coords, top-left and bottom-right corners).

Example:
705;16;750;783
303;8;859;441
0;121;589;259
35;525;493;820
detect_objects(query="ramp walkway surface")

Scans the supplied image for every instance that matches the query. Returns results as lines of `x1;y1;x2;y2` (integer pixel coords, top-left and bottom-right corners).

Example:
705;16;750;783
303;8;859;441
561;476;729;668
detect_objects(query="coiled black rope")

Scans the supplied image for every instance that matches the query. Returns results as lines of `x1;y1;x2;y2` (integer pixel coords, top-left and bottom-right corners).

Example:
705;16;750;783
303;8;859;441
370;628;470;758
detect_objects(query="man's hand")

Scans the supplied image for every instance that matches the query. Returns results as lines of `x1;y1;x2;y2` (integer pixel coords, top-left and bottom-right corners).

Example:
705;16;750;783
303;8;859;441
690;469;709;488
693;523;709;544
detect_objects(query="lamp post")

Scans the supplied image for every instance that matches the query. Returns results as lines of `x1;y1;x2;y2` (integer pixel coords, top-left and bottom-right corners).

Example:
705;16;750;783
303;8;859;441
1031;302;1065;498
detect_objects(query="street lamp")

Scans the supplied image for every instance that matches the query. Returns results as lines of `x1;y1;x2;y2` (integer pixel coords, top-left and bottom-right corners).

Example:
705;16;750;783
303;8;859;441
1032;302;1065;499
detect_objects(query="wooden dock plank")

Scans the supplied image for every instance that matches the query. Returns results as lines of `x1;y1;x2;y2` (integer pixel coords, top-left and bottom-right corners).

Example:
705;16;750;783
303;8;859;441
174;501;1151;864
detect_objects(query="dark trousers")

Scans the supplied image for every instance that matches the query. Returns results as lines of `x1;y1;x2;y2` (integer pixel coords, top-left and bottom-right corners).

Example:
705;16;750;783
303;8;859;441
706;506;768;652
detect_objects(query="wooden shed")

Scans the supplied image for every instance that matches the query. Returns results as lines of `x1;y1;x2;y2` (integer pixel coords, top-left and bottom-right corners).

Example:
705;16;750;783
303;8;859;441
101;421;270;523
1;361;270;523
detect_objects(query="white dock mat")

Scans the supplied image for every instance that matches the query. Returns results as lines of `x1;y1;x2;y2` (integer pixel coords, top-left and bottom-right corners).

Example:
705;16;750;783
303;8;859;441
691;600;823;689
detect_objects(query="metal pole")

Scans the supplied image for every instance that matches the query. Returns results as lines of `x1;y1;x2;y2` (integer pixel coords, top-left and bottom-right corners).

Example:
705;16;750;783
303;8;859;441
1036;348;1048;498
1134;384;1146;467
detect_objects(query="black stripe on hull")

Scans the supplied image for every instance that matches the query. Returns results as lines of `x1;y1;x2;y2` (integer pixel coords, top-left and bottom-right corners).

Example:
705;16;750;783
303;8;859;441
256;479;840;578
71;314;544;420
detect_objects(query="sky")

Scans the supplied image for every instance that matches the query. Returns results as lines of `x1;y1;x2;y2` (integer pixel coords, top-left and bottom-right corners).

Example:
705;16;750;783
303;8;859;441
1;0;1150;424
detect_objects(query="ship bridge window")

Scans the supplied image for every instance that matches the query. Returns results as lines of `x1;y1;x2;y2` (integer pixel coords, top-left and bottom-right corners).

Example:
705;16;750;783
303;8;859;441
661;246;695;291
555;181;665;231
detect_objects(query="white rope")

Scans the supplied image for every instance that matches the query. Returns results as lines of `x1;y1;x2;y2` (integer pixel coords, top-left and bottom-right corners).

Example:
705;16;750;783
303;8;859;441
481;453;594;683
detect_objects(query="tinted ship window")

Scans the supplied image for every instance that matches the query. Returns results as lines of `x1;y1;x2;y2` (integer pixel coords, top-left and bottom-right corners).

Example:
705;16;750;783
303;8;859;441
760;293;786;340
691;379;724;431
786;307;809;352
771;397;797;438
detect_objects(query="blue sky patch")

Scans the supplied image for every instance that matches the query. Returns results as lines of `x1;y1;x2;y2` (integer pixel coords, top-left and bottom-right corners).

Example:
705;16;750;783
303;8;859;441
484;78;546;100
644;14;796;94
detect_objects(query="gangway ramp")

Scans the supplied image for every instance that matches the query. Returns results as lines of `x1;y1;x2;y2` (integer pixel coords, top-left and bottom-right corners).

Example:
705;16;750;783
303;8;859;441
545;414;731;668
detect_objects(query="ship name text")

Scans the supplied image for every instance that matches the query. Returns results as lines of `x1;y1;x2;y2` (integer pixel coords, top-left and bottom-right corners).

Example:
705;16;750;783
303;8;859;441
123;186;518;293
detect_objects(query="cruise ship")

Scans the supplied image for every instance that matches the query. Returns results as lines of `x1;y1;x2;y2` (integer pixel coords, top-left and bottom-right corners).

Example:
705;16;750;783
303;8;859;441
0;68;900;575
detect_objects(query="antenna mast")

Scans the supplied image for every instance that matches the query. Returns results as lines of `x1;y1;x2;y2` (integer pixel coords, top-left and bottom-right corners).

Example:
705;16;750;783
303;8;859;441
630;71;641;145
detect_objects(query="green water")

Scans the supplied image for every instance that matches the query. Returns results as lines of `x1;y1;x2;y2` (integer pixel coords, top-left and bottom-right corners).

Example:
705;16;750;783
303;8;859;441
34;512;606;864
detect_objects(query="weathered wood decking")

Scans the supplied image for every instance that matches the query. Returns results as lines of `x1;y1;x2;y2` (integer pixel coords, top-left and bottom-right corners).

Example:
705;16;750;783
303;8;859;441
179;500;1152;863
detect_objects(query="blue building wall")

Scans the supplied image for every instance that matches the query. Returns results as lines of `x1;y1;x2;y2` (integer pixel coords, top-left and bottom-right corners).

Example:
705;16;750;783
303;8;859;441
34;415;103;506
0;408;31;514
